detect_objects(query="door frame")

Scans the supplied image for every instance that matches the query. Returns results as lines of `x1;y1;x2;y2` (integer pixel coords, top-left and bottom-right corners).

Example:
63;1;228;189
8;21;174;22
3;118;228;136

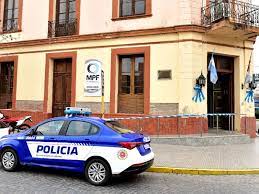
207;54;235;129
0;56;18;110
110;46;150;114
43;52;77;113
118;54;145;114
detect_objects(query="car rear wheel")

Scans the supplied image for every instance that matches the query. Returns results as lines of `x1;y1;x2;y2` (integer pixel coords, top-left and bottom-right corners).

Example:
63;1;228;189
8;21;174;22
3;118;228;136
1;148;19;171
85;159;111;186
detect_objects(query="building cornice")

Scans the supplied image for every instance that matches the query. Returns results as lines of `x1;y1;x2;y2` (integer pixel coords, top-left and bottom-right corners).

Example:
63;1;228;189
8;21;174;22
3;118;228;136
0;25;206;49
0;25;254;53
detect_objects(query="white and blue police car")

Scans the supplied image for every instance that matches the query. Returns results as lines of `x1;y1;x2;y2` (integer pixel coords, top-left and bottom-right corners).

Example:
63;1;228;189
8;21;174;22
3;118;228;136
0;107;154;186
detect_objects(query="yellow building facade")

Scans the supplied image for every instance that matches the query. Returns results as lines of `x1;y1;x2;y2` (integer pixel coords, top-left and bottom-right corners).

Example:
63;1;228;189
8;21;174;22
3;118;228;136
0;0;258;135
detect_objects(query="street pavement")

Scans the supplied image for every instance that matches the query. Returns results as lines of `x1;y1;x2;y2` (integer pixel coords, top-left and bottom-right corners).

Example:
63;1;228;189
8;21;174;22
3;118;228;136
1;167;259;194
152;138;259;169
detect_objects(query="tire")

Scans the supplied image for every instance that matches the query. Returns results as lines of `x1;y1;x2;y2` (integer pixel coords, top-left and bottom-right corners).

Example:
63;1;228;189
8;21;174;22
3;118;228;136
1;148;19;171
85;159;112;186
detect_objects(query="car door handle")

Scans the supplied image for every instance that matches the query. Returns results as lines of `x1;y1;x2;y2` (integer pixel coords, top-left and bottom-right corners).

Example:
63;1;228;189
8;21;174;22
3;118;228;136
49;137;56;140
85;139;90;141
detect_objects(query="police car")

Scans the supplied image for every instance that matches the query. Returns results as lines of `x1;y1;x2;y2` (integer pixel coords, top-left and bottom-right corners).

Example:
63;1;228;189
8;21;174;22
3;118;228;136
0;107;154;186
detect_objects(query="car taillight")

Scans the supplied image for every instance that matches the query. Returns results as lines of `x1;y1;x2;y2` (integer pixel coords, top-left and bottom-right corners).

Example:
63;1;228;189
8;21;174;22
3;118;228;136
119;142;143;150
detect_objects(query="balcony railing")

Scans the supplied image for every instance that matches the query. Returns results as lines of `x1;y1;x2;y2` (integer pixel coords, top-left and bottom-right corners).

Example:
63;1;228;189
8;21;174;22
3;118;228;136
3;19;18;33
48;19;77;38
201;0;259;28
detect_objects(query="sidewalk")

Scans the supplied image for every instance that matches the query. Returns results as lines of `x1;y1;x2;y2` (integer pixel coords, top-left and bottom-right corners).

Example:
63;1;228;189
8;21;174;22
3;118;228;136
151;138;259;169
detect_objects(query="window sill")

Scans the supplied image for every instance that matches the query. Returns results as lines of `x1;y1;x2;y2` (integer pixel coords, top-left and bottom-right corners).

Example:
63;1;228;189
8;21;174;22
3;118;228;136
0;29;22;35
112;14;152;21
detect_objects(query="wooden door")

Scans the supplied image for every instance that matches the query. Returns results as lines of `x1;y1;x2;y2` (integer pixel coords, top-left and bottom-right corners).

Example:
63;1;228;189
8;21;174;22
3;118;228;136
52;59;72;117
118;55;144;114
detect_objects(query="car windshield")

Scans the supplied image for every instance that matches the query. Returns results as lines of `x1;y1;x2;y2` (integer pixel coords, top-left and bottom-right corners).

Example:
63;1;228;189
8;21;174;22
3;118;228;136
104;121;135;134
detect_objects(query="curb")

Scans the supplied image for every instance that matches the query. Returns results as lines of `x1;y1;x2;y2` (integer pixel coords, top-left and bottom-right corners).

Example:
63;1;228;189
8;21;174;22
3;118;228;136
147;166;259;175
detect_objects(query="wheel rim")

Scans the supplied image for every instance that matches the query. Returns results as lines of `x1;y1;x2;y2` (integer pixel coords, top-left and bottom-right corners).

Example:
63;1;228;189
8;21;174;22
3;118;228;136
88;162;106;183
2;151;15;169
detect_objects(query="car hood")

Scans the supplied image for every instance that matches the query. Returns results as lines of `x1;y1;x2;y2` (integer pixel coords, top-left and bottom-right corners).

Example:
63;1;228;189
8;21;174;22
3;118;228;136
1;130;30;139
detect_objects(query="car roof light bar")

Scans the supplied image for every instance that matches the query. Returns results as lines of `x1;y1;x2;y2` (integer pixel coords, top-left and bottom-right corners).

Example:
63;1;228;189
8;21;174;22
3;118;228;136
64;107;92;117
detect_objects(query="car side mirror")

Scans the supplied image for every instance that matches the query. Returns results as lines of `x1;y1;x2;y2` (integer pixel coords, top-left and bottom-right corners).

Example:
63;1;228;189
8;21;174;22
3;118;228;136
27;129;36;136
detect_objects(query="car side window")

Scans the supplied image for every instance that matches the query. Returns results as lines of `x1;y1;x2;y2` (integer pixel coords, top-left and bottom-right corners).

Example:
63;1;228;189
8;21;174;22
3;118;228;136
36;120;64;136
66;121;99;136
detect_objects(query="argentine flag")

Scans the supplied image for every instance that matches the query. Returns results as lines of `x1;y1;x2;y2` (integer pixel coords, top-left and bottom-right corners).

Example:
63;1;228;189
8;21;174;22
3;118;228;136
208;54;218;84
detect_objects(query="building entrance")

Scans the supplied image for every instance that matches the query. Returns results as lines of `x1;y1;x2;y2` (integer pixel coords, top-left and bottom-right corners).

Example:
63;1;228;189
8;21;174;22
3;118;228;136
207;54;234;130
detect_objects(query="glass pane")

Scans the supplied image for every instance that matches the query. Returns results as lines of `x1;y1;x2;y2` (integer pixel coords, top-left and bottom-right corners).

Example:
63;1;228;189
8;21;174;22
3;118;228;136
120;0;132;16
69;11;76;21
69;0;76;12
36;121;64;136
89;125;99;135
135;0;145;15
7;0;14;10
7;20;12;30
7;10;13;19
134;56;144;94
121;57;131;73
59;2;66;13
14;0;18;8
58;13;66;22
120;57;131;94
13;8;18;18
66;121;92;136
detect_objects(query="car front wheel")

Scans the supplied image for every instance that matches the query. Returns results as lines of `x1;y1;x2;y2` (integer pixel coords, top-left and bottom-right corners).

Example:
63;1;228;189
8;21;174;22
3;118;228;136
85;159;111;186
1;148;19;171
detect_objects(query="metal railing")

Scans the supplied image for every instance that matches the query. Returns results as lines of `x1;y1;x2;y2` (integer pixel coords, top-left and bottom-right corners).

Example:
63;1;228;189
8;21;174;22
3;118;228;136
107;113;247;137
48;18;77;38
201;0;259;28
2;19;18;33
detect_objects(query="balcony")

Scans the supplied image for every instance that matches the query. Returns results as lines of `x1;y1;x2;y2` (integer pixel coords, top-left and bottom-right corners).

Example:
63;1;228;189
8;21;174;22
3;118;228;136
2;19;19;33
48;19;77;38
201;0;259;39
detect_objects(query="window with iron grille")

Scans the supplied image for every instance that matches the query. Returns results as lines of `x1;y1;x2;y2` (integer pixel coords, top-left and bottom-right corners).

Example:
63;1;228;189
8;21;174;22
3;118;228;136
120;0;146;17
54;0;77;36
0;62;14;109
3;0;19;32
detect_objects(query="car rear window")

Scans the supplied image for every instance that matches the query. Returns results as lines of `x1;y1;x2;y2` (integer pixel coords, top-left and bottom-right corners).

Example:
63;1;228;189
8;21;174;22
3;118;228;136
104;121;134;134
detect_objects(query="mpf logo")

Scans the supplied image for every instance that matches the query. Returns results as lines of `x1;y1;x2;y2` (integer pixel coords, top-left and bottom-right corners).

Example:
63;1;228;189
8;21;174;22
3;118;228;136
86;62;100;81
37;145;78;155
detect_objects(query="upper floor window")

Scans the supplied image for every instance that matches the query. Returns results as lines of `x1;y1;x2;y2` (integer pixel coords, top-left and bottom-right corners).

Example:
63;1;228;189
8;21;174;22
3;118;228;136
120;0;145;17
112;0;151;20
3;0;18;32
56;0;76;24
1;0;22;33
48;0;80;37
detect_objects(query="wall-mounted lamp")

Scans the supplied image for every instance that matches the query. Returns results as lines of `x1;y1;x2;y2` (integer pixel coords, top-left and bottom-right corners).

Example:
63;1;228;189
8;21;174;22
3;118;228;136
196;72;206;87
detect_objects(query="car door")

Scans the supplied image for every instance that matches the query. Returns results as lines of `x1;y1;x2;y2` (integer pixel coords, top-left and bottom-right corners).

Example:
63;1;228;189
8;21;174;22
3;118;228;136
56;120;101;169
24;119;66;166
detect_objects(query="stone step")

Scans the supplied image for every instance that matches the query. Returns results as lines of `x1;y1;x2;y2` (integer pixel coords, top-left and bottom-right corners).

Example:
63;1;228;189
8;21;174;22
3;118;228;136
151;134;253;146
